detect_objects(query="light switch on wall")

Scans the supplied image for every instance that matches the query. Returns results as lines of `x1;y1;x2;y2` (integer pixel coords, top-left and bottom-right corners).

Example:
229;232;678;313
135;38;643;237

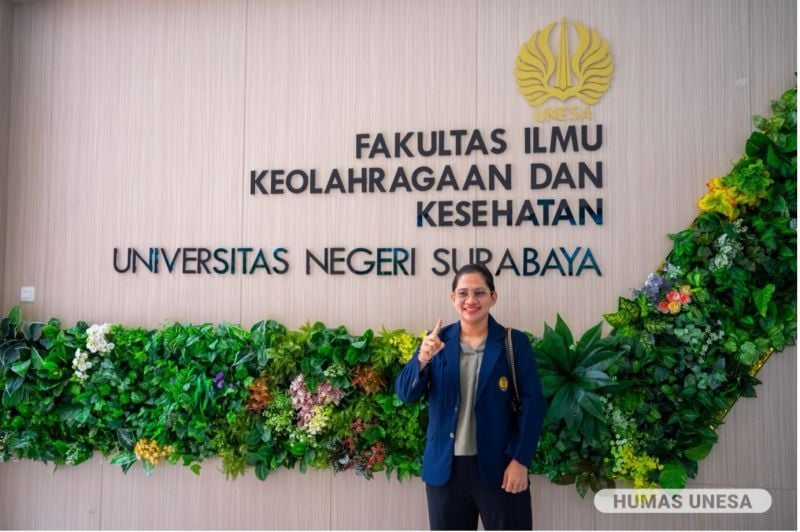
20;286;35;302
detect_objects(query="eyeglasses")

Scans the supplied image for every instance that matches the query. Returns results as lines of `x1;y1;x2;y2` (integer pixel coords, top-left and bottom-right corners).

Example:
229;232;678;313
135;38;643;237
453;288;492;300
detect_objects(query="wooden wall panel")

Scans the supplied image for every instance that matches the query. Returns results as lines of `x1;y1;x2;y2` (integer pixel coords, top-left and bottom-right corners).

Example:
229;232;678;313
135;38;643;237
694;347;797;490
99;459;332;529
1;0;56;317
0;0;795;529
0;458;102;530
45;0;246;327
330;474;429;529
240;0;480;333
0;0;12;303
749;0;797;118
476;0;752;336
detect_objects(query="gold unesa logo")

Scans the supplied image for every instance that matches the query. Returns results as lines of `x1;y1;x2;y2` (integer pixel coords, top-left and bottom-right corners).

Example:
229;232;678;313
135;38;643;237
515;17;614;107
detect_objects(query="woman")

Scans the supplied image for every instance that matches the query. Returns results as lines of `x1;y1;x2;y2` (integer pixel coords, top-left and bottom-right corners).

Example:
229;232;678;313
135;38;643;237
395;264;548;530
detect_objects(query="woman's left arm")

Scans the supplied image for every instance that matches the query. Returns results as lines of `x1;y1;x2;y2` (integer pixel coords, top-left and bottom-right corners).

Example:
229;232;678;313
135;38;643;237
503;330;548;467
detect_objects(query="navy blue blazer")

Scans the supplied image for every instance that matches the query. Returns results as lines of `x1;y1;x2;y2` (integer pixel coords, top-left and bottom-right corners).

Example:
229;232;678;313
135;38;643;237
395;314;548;491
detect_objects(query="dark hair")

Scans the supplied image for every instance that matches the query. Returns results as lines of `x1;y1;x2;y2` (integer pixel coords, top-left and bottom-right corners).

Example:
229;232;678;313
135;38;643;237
451;263;495;292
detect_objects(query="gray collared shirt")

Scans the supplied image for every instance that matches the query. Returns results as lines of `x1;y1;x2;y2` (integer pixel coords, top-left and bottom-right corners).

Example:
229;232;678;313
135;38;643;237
454;339;485;456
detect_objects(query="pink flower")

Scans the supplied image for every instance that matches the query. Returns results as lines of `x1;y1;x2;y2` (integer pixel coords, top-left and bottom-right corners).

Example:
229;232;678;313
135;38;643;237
366;443;386;466
666;290;681;303
657;301;670;313
289;374;344;427
316;380;345;406
679;293;691;305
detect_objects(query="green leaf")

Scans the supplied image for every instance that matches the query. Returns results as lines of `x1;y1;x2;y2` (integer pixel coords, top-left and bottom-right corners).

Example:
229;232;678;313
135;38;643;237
190;463;202;475
576;370;614;390
290;441;308;457
738;342;759;365
375;393;397;414
575;347;620;373
783;131;797;152
575;323;602;354
272;448;288;466
575;390;605;421
554;315;575;350
575;475;590;498
362;425;386;444
8;306;22;329
614;325;639;338
604;309;630;329
255;462;269;481
686;269;703;287
345;347;362;366
30;349;45;371
544;384;578;426
539;374;567;398
684;441;714;461
116;428;136;450
256;346;268;367
111;451;137;467
643;317;669;334
658;463;688;488
3;377;24;407
541;324;569;372
11;358;31;377
619;298;641;321
745;131;769;158
753;284;776;318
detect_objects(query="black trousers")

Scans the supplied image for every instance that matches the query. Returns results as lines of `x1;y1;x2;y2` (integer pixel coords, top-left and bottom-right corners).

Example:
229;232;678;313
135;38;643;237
425;456;533;530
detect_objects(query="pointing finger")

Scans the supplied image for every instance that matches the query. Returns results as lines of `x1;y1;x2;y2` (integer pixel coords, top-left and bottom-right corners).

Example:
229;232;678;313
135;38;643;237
432;318;443;336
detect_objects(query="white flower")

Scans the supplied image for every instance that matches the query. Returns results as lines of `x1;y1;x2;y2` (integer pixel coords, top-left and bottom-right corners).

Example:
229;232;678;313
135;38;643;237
72;349;93;383
86;323;115;354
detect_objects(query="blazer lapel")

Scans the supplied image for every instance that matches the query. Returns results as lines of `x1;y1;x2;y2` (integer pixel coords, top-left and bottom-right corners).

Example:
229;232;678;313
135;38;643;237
443;321;462;404
475;315;505;403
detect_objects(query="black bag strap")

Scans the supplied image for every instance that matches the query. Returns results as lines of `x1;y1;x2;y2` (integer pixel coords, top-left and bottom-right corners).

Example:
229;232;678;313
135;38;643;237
505;327;522;412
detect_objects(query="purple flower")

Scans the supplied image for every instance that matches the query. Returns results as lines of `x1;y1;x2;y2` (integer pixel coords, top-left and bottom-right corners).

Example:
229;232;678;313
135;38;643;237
641;273;669;303
213;371;225;389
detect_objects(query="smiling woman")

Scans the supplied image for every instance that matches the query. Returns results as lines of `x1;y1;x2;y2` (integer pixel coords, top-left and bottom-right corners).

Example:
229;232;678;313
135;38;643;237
395;264;549;530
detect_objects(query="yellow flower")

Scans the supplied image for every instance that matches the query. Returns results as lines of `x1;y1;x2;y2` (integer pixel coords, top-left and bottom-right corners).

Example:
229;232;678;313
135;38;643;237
612;443;661;488
698;188;739;220
668;301;681;314
705;176;725;192
389;331;421;364
134;438;173;466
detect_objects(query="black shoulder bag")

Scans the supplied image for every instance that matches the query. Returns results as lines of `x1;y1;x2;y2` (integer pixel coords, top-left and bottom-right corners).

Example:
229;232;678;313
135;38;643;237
504;328;522;413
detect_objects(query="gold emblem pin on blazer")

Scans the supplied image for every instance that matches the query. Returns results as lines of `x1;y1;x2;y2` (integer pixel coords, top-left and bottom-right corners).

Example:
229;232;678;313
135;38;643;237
498;376;509;391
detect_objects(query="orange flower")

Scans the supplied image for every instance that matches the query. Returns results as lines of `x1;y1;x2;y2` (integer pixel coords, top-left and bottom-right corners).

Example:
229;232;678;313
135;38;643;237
351;365;386;394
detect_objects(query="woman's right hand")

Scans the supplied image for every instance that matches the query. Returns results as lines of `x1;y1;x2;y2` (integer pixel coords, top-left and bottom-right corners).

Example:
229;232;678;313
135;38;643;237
418;318;445;369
